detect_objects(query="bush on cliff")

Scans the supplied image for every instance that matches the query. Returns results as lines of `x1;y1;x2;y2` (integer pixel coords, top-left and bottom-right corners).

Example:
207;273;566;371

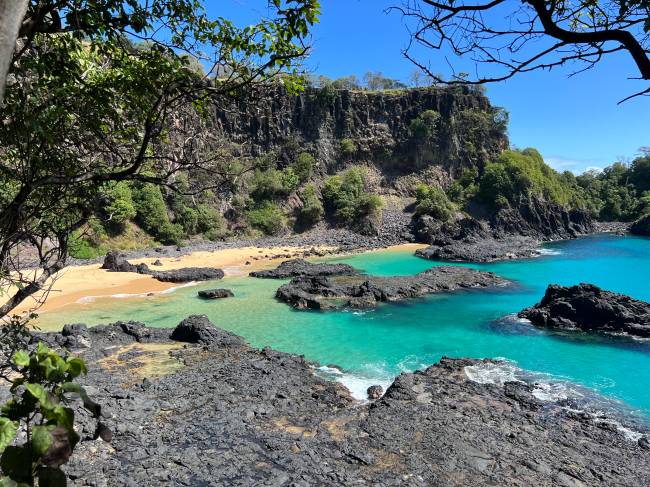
294;152;316;182
131;183;184;244
298;184;324;227
410;110;440;141
415;184;456;221
323;168;383;228
477;149;582;209
246;202;287;235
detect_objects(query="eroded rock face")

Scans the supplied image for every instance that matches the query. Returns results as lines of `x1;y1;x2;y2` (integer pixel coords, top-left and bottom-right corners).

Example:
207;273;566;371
631;214;650;237
198;288;234;299
413;199;594;263
519;283;650;338
101;251;223;283
26;321;650;486
276;266;509;310
249;259;358;279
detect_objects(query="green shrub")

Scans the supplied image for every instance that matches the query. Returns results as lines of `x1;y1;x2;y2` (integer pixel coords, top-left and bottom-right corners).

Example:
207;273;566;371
100;181;137;230
415;184;456;220
196;204;229;240
69;230;105;259
281;167;300;193
322;168;383;227
409;110;440;140
298;184;324;227
246;202;287;235
294;152;315;182
131;183;183;244
340;138;357;157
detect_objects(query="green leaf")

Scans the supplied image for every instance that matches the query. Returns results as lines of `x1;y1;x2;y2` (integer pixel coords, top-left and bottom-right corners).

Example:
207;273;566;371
0;418;17;453
31;426;53;457
0;446;32;483
65;357;87;378
25;383;48;406
11;351;29;367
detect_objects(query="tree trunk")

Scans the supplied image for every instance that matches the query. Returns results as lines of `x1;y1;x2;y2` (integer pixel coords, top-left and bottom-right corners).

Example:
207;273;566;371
0;0;28;104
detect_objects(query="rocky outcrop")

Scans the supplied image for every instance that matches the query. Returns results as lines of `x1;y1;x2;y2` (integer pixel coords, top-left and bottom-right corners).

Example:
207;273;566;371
414;198;594;263
197;288;234;299
170;315;246;347
631;214;650;237
519;283;650;338
25;320;650;486
249;259;359;279
276;266;509;310
101;251;224;283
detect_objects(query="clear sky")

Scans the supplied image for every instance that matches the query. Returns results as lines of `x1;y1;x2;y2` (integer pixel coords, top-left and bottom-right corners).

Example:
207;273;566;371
211;0;650;174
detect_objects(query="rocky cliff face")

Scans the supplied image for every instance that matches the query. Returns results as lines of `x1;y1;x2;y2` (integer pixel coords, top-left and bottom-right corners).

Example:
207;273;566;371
211;84;508;178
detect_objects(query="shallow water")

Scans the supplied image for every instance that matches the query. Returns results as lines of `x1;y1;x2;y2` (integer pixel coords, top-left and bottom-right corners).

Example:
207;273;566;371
34;234;650;419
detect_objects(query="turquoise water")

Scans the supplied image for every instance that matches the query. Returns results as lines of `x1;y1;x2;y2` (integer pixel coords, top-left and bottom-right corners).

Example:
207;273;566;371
35;234;650;418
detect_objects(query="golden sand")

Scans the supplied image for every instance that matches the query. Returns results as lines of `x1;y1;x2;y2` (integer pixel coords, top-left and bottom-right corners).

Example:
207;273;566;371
7;243;426;316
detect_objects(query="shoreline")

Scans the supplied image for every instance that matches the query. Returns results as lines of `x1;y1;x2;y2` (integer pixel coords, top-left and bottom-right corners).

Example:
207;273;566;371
11;243;427;318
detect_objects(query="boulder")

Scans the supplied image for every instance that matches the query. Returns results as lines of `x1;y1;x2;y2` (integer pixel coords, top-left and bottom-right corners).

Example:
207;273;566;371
101;251;151;274
170;315;246;348
198;289;234;299
519;283;650;338
367;385;384;400
250;259;358;279
152;267;224;283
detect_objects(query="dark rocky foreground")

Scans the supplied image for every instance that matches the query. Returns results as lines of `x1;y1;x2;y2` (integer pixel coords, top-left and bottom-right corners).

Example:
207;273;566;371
276;266;510;310
249;259;358;279
25;317;650;486
101;251;224;283
520;283;650;338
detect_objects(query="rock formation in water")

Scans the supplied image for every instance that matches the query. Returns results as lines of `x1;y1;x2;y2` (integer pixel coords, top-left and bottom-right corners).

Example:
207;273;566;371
631;214;650;237
24;317;650;486
276;266;509;310
414;198;594;263
197;288;234;299
101;251;224;283
519;283;650;338
249;259;359;279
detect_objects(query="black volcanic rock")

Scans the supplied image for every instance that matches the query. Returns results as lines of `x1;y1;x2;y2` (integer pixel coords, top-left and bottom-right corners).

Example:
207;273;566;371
631;214;650;237
170;315;245;347
198;288;234;299
27;321;650;486
152;267;224;283
519;283;650;338
276;266;509;310
250;259;358;279
101;251;223;283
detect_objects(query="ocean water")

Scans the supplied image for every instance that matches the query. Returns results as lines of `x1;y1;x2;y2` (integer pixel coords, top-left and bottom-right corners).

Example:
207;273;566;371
34;234;650;421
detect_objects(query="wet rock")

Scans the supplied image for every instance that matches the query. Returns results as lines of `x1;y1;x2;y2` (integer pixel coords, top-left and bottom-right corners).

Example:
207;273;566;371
519;283;650;338
250;259;359;279
276;266;510;310
631;214;650;237
152;267;224;283
198;288;234;299
367;385;383;400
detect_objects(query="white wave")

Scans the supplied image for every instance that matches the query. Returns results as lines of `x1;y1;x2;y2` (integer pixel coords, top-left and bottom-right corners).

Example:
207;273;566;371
464;361;521;386
315;364;392;401
537;247;563;256
75;281;198;304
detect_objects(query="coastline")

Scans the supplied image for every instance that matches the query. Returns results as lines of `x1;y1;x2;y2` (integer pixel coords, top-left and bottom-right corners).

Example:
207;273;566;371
11;243;427;318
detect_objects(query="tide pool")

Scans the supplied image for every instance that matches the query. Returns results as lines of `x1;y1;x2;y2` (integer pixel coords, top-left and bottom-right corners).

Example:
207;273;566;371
34;234;650;419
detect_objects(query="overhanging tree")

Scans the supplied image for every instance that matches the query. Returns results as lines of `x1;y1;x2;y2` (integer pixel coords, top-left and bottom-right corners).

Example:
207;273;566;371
0;0;320;318
394;0;650;102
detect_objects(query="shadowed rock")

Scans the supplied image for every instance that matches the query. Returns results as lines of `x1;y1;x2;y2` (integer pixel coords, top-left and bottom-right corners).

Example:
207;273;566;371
631;214;650;237
101;251;223;283
250;259;358;279
170;315;246;348
276;266;509;310
519;283;650;338
198;288;234;299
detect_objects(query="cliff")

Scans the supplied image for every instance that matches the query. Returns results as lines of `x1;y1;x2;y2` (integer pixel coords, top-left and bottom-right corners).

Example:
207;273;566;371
210;84;508;178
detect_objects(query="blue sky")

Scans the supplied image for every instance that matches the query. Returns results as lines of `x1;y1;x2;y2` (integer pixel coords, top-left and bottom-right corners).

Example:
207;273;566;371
212;0;650;174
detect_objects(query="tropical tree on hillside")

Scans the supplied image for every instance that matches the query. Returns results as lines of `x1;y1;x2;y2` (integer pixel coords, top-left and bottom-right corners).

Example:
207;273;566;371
0;0;320;318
